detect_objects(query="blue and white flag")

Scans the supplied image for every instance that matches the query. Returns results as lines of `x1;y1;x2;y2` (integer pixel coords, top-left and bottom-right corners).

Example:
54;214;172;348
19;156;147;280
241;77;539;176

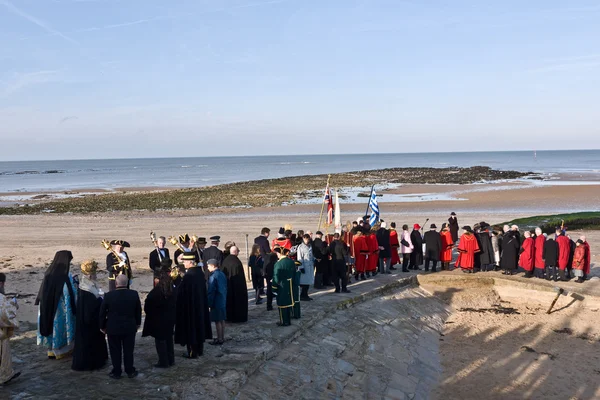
369;188;379;226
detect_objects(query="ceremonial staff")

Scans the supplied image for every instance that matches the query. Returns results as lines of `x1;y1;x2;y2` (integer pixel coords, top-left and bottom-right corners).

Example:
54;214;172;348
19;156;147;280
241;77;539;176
150;231;162;262
421;218;429;234
317;174;331;231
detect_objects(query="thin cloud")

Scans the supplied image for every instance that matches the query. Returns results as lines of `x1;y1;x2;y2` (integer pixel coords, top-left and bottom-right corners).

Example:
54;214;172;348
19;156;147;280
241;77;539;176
0;70;61;97
0;0;79;44
527;55;600;73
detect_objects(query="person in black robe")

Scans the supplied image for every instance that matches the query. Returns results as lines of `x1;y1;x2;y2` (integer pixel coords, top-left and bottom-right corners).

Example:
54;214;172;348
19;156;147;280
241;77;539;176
409;225;424;270
500;231;519;275
35;250;77;341
312;232;330;287
448;212;459;243
143;269;177;368
376;222;392;274
221;247;248;323
477;223;495;272
174;252;212;358
543;236;559;281
203;236;224;266
423;224;442;272
72;260;108;371
263;252;277;311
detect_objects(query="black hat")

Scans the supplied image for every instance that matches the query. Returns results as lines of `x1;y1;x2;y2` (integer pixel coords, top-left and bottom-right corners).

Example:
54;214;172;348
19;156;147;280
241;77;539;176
110;240;130;248
196;237;207;245
480;223;490;230
430;224;437;229
179;234;190;243
462;225;473;232
210;236;221;242
181;251;197;261
576;239;584;244
278;227;285;235
451;212;456;216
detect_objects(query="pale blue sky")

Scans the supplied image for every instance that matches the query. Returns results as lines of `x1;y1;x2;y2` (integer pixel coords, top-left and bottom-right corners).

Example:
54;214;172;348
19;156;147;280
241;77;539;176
1;0;599;160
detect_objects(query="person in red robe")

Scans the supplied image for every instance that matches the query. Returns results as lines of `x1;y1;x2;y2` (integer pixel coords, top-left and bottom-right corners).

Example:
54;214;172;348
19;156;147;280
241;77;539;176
439;223;453;270
519;231;535;277
580;235;591;279
352;229;369;281
389;223;401;268
456;226;480;273
271;227;293;251
572;239;586;283
366;230;379;277
555;229;571;281
533;228;546;279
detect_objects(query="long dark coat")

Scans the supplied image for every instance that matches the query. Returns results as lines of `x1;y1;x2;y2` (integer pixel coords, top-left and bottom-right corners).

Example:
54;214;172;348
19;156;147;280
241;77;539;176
174;267;212;347
423;230;442;261
500;232;519;271
72;289;108;371
410;230;424;265
222;255;248;323
477;232;494;266
143;285;177;340
448;217;459;242
376;228;391;258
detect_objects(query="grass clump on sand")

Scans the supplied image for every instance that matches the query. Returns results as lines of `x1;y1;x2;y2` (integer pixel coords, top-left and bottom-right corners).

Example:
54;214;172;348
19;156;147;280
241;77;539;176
496;212;600;233
0;166;534;215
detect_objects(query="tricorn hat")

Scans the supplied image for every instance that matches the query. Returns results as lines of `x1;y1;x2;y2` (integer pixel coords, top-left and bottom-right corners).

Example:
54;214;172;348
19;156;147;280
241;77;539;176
110;240;130;248
178;234;190;243
181;251;197;261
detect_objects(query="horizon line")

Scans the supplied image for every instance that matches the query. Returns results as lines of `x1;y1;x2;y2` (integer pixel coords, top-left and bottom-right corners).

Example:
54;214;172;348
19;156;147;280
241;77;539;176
1;148;598;163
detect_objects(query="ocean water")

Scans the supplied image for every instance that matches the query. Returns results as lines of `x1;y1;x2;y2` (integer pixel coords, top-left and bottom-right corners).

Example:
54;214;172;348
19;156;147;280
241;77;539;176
1;150;599;193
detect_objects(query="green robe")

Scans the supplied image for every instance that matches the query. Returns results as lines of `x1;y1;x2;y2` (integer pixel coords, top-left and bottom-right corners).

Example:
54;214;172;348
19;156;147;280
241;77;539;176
272;257;295;308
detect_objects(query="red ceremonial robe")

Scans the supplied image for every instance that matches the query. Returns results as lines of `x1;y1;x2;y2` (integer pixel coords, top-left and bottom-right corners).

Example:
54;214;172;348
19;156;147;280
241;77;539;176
389;229;400;265
271;238;292;251
440;231;453;263
519;237;535;271
534;235;546;269
583;242;591;275
456;233;479;269
353;235;368;273
367;233;379;272
556;235;571;270
572;245;586;271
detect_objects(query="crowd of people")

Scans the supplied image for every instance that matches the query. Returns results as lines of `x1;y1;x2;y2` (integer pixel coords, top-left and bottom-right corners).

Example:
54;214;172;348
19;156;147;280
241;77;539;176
0;212;593;385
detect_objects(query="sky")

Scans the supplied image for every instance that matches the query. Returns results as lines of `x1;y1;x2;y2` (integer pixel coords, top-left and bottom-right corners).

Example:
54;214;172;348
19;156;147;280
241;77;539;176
1;0;599;161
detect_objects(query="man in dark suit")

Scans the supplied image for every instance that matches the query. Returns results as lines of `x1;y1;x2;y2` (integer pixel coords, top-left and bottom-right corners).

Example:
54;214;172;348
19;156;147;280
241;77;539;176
254;227;271;258
100;274;142;379
423;224;442;272
376;221;392;274
149;236;171;275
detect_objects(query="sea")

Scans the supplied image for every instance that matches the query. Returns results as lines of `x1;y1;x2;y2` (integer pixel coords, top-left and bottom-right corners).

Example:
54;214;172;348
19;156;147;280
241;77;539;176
1;150;600;193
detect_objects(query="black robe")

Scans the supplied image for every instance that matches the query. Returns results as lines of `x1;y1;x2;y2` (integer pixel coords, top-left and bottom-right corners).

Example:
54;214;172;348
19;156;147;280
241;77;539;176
174;267;212;347
500;232;519;271
477;232;494;265
72;288;108;371
448;217;459;242
222;255;248;323
423;230;442;261
143;286;177;340
410;230;424;265
203;246;224;266
543;239;559;267
106;252;132;292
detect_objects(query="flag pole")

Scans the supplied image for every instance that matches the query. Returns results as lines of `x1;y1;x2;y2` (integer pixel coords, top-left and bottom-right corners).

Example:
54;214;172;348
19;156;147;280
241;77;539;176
317;174;331;231
364;185;374;219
